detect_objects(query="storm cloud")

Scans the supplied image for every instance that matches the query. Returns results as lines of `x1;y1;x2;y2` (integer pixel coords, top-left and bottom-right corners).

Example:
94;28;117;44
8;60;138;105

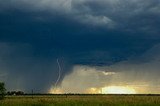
0;0;160;31
0;0;160;93
52;44;160;94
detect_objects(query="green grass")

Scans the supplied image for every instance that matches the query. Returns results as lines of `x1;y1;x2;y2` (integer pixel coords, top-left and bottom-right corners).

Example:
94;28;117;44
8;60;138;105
0;95;160;106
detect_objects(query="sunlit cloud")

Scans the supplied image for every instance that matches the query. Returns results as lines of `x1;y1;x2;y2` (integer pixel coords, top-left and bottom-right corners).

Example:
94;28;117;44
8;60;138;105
102;71;116;76
102;86;136;94
49;88;64;94
49;44;160;94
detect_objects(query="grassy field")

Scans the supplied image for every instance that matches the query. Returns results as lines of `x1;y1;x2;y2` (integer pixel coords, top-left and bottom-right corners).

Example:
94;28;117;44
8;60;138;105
0;95;160;106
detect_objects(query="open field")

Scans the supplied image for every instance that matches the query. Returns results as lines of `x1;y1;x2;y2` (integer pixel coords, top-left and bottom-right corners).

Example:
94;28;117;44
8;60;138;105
0;94;160;106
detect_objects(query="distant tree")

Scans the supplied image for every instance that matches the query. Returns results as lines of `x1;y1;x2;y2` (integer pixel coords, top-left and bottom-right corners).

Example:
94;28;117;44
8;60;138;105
0;82;6;100
16;91;24;95
7;91;24;95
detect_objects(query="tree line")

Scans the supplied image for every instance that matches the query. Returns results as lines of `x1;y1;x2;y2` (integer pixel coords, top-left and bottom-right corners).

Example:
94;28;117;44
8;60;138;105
0;82;26;100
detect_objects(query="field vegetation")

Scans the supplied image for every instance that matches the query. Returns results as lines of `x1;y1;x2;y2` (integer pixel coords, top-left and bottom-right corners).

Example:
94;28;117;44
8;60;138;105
0;94;160;106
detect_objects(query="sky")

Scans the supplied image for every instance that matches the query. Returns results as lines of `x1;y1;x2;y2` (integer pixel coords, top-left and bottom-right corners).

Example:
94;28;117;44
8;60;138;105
0;0;160;94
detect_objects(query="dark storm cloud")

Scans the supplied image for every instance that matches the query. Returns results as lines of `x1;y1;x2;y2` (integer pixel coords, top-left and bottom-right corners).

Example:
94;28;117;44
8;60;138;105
0;42;57;92
0;0;160;92
0;0;160;32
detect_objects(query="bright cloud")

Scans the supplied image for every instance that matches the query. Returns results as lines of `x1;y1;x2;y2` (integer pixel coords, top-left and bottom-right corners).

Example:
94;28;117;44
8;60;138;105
76;14;116;28
50;44;160;94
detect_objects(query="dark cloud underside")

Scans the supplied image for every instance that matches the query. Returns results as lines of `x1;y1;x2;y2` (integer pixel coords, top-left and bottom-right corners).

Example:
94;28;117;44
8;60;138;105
0;0;160;92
